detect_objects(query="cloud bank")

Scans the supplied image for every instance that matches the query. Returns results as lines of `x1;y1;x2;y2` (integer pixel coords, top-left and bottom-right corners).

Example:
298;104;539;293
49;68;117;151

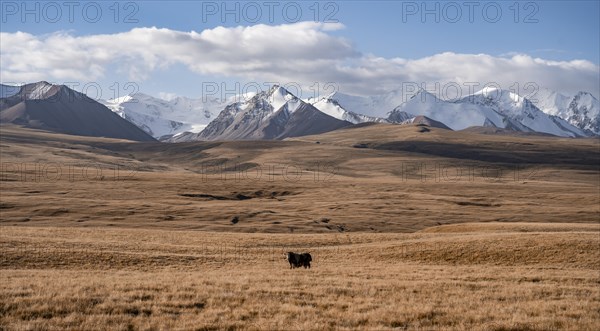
1;22;598;96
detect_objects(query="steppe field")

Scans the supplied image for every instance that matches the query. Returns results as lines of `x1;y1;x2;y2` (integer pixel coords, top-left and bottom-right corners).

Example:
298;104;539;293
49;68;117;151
1;123;599;330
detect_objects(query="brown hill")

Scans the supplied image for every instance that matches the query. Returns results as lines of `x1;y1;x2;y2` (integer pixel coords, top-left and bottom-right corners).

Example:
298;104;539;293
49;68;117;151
402;115;452;130
1;124;598;232
292;122;600;166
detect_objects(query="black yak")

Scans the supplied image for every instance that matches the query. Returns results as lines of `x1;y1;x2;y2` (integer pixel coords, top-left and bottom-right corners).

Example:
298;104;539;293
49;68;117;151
286;252;312;269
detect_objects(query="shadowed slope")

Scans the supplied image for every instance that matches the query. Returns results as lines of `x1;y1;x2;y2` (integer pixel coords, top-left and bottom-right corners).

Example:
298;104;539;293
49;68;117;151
0;82;155;142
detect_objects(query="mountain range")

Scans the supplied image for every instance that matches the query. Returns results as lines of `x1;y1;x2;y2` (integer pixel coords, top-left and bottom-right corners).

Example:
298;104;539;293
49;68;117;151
388;88;587;137
531;88;599;135
100;93;231;139
102;84;598;140
1;81;598;142
0;82;155;142
313;87;592;138
169;86;351;142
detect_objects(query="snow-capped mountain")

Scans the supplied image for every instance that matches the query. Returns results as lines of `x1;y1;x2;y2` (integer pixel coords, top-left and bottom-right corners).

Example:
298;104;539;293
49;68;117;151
102;94;189;139
8;80;596;141
307;88;418;120
386;87;586;137
455;87;586;137
171;85;351;142
307;93;386;124
0;81;155;141
531;89;599;135
101;93;232;139
388;89;510;130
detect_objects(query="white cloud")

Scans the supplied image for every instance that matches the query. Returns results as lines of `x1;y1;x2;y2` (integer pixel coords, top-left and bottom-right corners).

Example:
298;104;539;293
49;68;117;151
1;23;598;97
1;22;355;82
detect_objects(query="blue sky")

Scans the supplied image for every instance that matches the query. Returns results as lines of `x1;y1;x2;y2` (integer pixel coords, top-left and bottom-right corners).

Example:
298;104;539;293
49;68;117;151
1;1;599;98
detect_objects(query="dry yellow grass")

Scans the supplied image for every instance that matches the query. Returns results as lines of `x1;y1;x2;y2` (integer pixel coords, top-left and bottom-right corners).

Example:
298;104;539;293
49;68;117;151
1;225;599;330
1;125;599;330
1;125;598;232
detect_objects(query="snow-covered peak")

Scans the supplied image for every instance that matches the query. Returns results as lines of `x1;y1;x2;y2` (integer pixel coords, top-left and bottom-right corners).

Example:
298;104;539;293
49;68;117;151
457;88;586;137
109;94;135;104
462;88;530;117
28;81;53;96
307;91;387;124
566;92;599;135
18;81;59;100
212;85;304;126
572;91;599;111
470;87;526;106
473;86;500;96
527;89;599;135
100;91;232;138
389;90;499;130
307;87;419;120
529;88;571;116
406;88;441;104
265;85;296;112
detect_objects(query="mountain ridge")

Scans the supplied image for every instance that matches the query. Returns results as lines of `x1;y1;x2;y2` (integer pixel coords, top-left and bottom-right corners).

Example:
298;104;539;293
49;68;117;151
170;85;352;142
3;81;598;140
0;82;156;142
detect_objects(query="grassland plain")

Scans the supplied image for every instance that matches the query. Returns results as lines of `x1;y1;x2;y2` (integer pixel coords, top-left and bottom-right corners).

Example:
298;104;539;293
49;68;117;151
1;224;599;330
1;124;599;330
